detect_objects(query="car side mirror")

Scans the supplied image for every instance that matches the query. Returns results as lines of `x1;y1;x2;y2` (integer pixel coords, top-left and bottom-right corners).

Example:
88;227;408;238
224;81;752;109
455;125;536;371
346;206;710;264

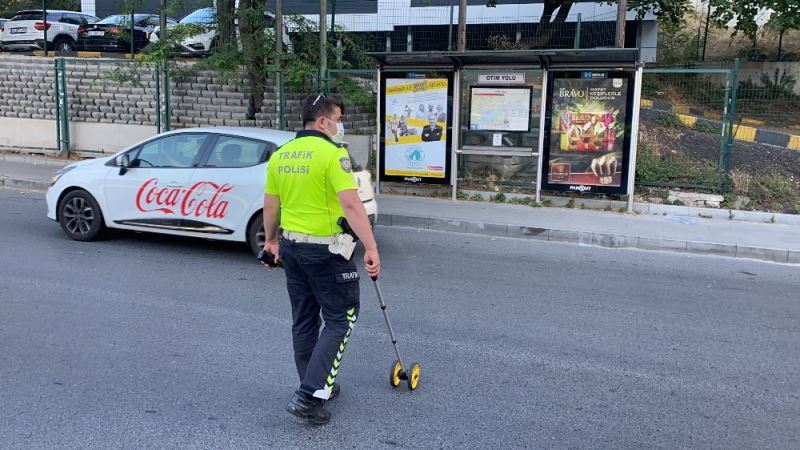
119;154;130;175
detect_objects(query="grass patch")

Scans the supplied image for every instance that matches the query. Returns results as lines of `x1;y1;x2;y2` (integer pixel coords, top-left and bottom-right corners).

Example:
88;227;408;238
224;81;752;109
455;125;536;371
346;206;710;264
747;172;800;213
636;141;720;187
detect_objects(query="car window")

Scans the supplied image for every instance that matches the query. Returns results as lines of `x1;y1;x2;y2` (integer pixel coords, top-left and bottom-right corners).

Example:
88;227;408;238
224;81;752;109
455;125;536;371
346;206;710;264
11;12;61;21
140;16;159;27
83;15;99;24
59;14;82;25
204;136;275;168
181;8;215;24
133;134;208;168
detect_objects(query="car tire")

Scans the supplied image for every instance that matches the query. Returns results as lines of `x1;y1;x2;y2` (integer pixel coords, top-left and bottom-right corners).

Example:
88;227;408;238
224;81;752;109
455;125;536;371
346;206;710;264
53;38;75;53
247;212;264;256
58;190;106;241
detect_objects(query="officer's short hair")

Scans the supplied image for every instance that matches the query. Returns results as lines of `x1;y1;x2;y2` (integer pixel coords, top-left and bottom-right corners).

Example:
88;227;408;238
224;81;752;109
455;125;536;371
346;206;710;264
302;94;345;126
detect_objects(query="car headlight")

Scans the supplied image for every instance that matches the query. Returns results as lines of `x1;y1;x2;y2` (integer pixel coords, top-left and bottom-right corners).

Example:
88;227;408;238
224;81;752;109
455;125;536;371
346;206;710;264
50;165;76;186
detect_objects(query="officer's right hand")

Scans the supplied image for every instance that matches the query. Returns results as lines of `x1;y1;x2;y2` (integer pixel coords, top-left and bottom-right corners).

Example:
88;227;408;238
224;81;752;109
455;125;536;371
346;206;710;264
261;240;280;269
364;248;380;279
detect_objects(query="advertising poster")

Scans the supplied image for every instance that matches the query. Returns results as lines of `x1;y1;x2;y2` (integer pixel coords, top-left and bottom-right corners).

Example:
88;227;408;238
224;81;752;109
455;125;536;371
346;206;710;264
380;73;451;184
469;87;531;132
542;72;634;194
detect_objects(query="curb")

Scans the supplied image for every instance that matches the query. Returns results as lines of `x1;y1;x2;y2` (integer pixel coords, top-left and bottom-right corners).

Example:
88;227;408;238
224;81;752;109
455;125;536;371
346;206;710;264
0;176;50;192
377;214;800;265
4;175;796;264
0;153;73;167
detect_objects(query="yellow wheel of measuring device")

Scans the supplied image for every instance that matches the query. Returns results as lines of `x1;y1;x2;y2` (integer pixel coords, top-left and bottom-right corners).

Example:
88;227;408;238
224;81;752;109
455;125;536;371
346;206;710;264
407;363;421;390
389;360;402;387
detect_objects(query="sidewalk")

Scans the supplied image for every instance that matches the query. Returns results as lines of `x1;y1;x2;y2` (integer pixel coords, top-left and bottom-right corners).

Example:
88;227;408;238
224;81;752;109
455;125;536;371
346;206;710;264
1;153;798;264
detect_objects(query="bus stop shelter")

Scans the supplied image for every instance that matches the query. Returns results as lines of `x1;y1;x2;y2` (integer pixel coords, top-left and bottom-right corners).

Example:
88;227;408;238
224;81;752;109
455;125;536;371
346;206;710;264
368;48;644;209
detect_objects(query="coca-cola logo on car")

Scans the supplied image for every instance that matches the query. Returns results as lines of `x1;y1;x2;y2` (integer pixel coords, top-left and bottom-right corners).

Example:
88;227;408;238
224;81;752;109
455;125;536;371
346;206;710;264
136;177;232;219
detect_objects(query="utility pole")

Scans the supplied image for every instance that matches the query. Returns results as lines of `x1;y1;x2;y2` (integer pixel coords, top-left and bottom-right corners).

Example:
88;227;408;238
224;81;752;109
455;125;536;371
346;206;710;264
275;0;283;55
159;0;168;131
330;0;337;44
615;0;626;48
159;0;166;37
457;0;466;51
319;0;327;89
275;0;284;130
42;0;47;54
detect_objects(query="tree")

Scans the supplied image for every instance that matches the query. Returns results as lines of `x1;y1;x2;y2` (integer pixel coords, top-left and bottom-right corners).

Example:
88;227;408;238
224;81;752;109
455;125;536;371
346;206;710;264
143;1;375;122
708;0;762;41
767;0;800;59
237;0;270;117
216;0;236;51
1;0;79;18
704;0;799;56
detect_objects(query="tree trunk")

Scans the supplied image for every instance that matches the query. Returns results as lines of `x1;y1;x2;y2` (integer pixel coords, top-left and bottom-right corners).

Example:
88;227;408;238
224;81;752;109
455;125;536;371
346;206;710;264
529;0;573;48
239;0;267;119
217;0;236;50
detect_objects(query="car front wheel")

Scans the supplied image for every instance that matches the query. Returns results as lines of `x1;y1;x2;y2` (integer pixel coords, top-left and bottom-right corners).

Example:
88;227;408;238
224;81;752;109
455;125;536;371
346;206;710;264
247;212;265;256
59;190;105;241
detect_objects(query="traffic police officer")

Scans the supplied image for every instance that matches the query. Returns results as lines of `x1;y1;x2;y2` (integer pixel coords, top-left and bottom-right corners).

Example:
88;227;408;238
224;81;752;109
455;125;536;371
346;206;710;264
261;93;381;425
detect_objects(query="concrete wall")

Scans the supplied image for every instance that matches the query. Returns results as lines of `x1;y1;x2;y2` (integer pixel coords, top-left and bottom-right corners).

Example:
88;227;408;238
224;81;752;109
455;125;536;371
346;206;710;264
638;20;658;63
0;117;157;153
739;62;800;96
0;55;377;152
0;118;56;149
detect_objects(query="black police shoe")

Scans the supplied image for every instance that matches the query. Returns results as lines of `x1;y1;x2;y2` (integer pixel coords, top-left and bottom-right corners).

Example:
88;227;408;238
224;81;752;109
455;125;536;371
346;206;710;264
286;391;331;425
328;383;340;401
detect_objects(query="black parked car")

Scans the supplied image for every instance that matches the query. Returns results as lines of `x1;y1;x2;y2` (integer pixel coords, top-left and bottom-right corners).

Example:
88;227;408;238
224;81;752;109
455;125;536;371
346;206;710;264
77;14;176;52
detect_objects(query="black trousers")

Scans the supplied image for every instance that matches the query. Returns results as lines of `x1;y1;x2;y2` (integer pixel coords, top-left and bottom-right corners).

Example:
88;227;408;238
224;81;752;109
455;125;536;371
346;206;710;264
279;238;360;400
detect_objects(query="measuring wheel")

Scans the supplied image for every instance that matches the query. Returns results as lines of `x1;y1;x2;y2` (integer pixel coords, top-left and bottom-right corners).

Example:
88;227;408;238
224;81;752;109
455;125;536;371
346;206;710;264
389;360;403;388
407;362;421;390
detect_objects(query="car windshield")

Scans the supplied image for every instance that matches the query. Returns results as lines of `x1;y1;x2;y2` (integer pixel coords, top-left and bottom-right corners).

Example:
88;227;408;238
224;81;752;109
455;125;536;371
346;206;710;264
181;8;214;24
10;11;61;21
97;14;149;25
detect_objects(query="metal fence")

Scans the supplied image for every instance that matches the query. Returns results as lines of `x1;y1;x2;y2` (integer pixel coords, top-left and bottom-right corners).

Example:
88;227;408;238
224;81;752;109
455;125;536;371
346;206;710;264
47;57;379;152
636;67;734;191
33;53;799;211
52;57;174;154
281;5;619;53
636;61;800;212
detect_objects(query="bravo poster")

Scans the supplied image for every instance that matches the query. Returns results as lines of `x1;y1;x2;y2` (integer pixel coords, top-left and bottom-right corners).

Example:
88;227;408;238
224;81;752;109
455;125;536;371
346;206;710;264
543;72;634;194
381;75;450;183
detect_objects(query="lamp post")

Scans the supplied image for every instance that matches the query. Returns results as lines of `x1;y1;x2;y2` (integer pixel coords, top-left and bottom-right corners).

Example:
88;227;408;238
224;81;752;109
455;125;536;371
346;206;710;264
42;0;48;54
319;0;327;90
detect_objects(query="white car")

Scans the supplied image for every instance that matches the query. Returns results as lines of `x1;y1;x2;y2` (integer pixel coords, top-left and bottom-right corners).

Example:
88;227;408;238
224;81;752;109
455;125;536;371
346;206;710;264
46;127;377;255
150;7;292;56
0;9;98;52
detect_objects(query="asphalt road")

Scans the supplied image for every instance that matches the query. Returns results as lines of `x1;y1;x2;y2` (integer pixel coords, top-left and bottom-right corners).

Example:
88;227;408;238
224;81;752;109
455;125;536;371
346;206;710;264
1;189;798;449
